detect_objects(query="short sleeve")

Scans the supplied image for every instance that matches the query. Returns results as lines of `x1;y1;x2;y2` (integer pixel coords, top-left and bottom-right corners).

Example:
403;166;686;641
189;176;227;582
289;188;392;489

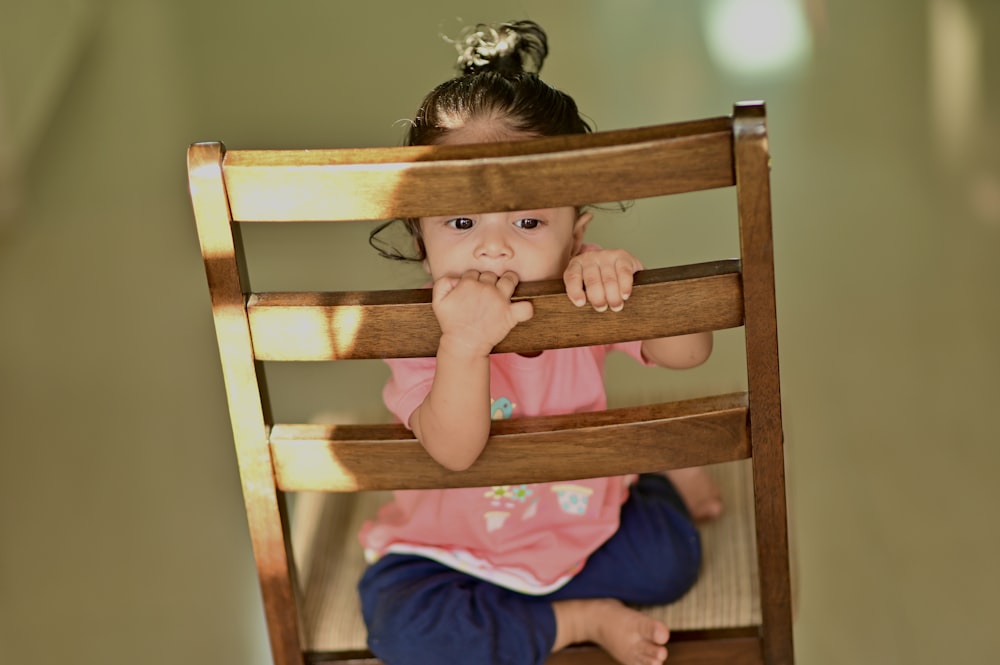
610;339;657;367
382;356;437;428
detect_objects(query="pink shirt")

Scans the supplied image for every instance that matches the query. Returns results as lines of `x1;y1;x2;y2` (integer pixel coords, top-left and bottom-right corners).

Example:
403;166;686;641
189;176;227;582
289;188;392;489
359;341;652;594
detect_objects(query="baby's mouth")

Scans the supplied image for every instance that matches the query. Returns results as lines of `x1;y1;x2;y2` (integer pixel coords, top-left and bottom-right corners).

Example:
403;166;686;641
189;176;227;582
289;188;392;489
474;264;516;278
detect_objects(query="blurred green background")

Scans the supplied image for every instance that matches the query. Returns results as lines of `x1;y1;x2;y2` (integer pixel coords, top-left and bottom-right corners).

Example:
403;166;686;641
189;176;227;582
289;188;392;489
1;1;998;664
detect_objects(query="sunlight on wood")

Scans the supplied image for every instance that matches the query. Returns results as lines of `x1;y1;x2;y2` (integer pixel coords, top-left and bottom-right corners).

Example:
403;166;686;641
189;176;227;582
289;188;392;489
248;302;363;361
332;305;363;357
271;428;363;492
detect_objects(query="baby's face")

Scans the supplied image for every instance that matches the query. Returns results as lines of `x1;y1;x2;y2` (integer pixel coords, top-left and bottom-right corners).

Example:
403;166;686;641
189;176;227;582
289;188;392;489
420;120;589;283
420;207;586;283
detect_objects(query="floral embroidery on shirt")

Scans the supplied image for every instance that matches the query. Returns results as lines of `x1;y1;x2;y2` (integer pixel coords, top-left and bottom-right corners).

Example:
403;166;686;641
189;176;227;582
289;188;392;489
484;486;513;502
509;485;534;502
484;484;536;510
490;396;515;420
551;484;594;516
522;499;539;520
484;511;510;532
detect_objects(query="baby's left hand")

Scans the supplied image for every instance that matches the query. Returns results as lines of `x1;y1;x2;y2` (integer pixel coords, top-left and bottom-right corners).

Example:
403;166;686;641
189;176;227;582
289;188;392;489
563;248;644;312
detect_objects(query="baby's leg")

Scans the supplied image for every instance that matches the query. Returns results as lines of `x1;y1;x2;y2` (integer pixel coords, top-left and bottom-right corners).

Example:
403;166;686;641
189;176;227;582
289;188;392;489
551;473;702;605
552;598;669;665
360;477;700;665
359;554;555;665
665;466;723;521
545;474;702;663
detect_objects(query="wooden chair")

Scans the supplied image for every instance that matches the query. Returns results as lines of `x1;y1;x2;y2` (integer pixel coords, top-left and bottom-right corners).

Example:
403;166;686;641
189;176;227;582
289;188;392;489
187;101;793;665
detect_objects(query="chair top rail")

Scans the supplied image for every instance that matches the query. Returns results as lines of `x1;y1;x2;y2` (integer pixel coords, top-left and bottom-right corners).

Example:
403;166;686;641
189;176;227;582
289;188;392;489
218;117;735;222
248;260;743;361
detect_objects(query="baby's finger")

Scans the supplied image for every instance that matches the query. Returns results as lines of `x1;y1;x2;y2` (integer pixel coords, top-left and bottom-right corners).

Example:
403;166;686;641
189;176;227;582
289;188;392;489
476;270;499;284
611;259;639;310
598;269;626;312
510;300;534;324
563;261;587;307
459;269;485;285
432;275;461;301
580;262;612;312
495;271;520;298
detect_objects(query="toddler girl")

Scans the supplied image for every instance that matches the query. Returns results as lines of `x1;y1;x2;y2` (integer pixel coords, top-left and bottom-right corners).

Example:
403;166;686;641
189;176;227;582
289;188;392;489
359;20;719;665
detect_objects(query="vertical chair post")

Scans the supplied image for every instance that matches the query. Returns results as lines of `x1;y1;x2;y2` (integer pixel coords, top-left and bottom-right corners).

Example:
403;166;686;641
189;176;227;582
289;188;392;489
187;142;305;665
733;103;794;665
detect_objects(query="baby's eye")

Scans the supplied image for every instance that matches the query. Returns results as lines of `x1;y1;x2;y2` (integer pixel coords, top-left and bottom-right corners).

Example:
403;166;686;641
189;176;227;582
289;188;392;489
514;218;542;229
447;217;475;230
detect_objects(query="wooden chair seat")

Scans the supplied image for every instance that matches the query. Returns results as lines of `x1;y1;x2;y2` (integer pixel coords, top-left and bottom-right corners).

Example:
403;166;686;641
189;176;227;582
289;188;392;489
293;461;760;655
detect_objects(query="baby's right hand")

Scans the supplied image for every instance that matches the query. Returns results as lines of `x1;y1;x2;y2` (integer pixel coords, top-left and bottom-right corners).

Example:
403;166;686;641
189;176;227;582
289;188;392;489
432;270;534;357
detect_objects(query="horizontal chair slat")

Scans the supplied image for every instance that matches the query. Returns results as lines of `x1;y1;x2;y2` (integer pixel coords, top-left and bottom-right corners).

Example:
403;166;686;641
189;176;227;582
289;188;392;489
271;393;750;492
223;119;735;222
249;261;743;361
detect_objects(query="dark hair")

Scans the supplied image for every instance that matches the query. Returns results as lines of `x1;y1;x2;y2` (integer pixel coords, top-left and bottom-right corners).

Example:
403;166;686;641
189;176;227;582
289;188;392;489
370;20;592;262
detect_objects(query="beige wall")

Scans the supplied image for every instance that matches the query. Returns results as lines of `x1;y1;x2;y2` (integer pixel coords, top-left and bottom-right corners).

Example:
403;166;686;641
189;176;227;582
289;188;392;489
1;1;998;664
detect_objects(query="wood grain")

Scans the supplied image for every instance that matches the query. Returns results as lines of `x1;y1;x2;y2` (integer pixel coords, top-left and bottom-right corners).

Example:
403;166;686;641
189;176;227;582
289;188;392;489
248;261;743;361
188;142;306;665
270;394;750;492
734;102;795;665
223;119;734;222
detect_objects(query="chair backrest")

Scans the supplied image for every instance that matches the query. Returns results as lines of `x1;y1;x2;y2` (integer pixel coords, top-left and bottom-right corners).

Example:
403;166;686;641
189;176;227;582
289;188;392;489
188;101;792;665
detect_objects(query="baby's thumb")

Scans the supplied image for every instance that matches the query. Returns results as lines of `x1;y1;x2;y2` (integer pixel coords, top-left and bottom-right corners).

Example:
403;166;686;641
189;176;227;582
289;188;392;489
432;276;459;301
510;300;534;324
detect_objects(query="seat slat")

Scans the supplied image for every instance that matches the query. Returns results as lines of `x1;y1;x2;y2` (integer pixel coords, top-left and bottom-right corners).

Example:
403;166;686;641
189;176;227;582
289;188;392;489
271;393;749;492
249;261;743;361
223;119;734;222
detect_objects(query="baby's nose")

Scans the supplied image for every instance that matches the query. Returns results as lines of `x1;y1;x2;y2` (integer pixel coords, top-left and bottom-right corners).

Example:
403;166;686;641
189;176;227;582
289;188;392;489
476;228;512;257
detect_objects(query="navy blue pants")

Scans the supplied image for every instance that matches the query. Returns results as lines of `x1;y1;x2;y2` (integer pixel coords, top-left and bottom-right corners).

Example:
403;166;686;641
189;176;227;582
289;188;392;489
358;474;701;665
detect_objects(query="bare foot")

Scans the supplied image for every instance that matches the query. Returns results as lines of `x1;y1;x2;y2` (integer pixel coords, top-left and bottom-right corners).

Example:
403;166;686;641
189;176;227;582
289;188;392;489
552;598;669;665
665;467;723;522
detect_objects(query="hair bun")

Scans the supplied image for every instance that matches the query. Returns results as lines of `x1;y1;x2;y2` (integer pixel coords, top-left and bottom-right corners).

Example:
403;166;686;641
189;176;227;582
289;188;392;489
454;20;549;75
